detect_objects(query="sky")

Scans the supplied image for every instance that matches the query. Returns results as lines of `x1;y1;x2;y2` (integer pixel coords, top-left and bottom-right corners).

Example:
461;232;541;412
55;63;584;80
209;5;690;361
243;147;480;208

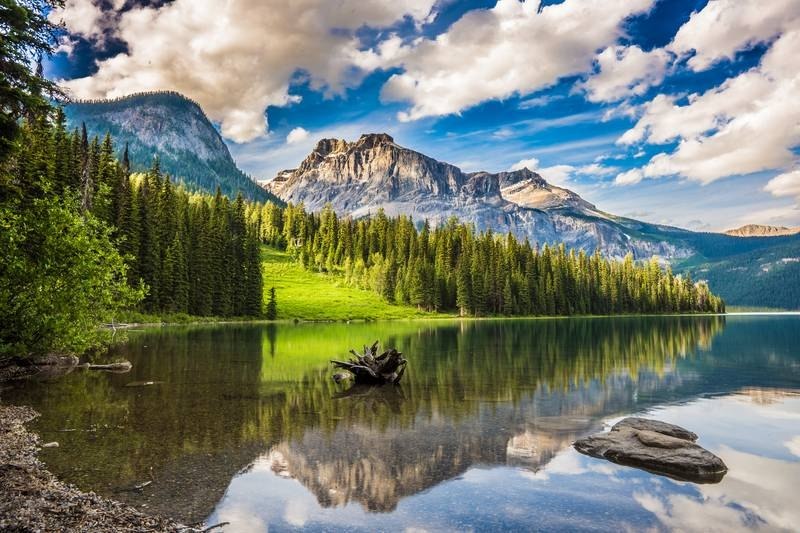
45;0;800;232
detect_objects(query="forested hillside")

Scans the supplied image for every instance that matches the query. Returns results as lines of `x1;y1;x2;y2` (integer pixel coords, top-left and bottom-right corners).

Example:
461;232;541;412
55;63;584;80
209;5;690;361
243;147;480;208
254;204;725;316
678;238;800;310
64;91;280;204
1;110;724;359
1;114;263;356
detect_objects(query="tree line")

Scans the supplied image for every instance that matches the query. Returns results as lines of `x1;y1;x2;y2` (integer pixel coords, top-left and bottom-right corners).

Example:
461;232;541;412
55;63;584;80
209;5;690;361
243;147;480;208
25;112;264;317
255;203;725;316
0;0;723;357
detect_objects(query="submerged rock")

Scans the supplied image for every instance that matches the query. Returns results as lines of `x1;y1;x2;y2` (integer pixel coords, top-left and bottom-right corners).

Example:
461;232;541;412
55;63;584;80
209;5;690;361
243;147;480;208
573;417;727;483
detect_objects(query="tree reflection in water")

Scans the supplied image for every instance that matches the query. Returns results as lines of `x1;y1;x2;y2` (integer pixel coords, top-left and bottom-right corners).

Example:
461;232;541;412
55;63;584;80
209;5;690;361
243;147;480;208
7;315;798;525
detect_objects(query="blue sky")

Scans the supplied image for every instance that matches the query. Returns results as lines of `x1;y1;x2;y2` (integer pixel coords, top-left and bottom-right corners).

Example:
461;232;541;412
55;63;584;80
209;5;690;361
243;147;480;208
48;0;800;231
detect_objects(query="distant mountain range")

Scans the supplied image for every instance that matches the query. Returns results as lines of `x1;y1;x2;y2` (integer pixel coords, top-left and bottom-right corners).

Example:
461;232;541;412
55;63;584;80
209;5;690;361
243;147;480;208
64;92;280;203
725;224;800;237
64;94;798;309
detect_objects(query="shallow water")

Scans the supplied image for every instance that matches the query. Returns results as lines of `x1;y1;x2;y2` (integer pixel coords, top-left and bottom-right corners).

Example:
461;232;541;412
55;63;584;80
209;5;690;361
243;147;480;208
4;315;799;532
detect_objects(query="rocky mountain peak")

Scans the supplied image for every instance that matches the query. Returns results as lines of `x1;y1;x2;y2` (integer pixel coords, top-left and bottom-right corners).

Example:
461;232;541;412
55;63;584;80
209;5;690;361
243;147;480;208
266;133;692;259
495;167;548;188
355;132;395;148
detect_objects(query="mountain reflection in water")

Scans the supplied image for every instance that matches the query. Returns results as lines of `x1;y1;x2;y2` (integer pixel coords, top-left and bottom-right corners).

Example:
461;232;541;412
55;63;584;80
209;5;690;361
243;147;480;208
5;315;800;531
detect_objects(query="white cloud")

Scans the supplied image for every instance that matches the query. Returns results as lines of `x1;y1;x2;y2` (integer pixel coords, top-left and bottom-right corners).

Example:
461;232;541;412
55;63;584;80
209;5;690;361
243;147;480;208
510;157;615;186
577;163;618;177
580;45;670;102
49;0;111;43
668;0;800;72
510;157;573;186
379;0;655;121
286;127;310;145
765;170;800;202
786;436;800;457
614;168;643;185
616;25;800;185
53;0;436;142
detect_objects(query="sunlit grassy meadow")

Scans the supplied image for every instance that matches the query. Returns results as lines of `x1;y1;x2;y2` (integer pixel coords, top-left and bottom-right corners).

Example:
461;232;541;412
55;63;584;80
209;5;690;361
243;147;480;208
260;247;445;321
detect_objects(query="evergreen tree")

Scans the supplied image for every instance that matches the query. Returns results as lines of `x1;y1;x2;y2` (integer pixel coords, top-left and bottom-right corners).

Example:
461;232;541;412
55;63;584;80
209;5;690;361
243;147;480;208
265;287;278;320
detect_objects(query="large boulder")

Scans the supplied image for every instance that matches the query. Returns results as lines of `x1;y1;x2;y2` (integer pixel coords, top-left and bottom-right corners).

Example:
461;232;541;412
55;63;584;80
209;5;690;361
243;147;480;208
573;417;727;483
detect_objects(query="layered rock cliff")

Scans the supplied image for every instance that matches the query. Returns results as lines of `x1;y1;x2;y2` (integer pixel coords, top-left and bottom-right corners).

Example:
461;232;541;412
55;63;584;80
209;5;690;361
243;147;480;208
269;133;692;259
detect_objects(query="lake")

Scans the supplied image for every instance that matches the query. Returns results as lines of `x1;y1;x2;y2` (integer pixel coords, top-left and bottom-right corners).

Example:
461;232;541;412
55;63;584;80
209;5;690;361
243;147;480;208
4;315;799;532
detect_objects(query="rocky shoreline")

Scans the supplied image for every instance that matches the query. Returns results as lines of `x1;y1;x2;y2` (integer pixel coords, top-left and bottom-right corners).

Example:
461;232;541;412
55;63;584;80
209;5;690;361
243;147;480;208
0;404;197;532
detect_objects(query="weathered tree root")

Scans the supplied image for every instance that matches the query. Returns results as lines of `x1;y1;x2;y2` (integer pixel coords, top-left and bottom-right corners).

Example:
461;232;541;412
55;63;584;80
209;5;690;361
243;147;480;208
331;341;407;385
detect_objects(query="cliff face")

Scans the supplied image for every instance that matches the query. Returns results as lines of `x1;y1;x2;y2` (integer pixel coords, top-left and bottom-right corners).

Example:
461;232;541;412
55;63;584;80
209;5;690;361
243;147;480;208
270;133;692;259
64;92;280;203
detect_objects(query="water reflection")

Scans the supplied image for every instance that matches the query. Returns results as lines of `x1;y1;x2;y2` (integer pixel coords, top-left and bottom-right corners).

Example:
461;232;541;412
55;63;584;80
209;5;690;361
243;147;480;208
3;315;800;530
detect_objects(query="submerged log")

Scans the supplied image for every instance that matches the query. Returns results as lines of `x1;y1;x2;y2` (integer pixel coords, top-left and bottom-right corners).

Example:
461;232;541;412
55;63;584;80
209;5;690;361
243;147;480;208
86;361;132;373
331;341;407;385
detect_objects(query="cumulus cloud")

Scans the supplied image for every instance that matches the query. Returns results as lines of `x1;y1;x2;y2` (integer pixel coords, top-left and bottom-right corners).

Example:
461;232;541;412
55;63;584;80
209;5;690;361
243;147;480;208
668;0;800;72
765;170;800;202
614;168;643;186
51;0;436;142
379;0;655;121
615;21;800;185
286;127;310;145
579;45;670;102
49;0;112;43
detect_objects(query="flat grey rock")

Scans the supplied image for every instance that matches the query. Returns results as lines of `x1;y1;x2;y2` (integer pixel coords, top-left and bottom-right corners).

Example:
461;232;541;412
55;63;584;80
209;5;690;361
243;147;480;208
573;417;727;483
612;417;698;442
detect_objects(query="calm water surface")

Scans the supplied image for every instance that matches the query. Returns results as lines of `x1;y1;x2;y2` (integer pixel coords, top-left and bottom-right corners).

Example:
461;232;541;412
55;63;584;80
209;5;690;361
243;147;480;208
4;315;800;532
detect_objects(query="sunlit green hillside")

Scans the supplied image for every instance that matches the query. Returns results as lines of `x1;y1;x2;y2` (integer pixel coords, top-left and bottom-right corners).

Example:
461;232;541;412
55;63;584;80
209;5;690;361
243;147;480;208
261;247;444;321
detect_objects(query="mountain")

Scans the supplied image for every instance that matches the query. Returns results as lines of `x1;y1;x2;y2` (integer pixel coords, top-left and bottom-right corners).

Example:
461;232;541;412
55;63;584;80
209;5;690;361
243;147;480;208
269;133;800;309
269;133;693;259
64;91;280;203
725;224;800;237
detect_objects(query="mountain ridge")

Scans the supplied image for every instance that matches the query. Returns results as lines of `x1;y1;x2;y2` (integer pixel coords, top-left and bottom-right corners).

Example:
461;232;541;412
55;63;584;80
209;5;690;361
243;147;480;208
268;133;692;259
64;91;280;203
724;224;800;237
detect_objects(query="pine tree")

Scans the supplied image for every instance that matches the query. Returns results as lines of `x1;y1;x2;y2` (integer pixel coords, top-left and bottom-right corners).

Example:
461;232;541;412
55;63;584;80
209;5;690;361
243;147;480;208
265;287;278;320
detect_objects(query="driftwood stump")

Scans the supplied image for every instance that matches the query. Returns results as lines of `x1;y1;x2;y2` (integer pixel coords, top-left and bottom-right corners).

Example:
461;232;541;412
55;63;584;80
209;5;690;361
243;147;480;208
331;341;407;385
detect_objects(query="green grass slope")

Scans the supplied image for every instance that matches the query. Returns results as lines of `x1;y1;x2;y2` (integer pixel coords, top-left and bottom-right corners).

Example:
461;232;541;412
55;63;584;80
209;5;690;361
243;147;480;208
261;248;442;320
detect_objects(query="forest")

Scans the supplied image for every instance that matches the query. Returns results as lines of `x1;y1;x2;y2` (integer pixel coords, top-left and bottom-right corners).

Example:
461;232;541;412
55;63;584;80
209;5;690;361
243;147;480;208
0;1;723;359
257;203;725;316
1;114;724;356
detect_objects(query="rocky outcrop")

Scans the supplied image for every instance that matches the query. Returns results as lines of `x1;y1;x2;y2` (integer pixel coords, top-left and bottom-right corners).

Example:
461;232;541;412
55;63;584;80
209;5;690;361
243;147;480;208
573;417;727;483
724;224;800;237
269;133;694;259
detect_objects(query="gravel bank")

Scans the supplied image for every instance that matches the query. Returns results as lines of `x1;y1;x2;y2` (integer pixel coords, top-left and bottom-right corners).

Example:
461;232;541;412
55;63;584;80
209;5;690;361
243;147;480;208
0;404;197;532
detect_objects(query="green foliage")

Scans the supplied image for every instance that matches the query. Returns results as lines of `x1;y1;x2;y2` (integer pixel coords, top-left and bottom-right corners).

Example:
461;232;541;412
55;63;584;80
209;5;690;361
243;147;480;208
0;0;64;162
265;287;278;320
260;204;725;317
0;197;142;356
260;247;435;320
0;118;142;356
